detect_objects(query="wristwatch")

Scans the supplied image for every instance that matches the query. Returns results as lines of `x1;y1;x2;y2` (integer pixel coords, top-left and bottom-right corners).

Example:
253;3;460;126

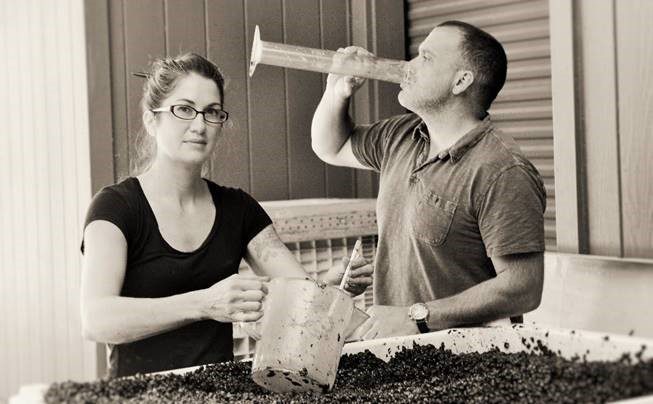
408;303;430;333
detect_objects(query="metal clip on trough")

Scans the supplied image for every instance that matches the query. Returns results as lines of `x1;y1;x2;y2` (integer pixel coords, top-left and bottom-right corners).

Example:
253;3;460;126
249;25;407;84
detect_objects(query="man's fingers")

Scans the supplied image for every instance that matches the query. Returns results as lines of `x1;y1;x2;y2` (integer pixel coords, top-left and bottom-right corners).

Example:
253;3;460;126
349;263;373;277
341;45;374;57
347;276;372;286
343;76;363;88
341;46;365;54
349;254;369;267
362;321;380;340
354;316;376;339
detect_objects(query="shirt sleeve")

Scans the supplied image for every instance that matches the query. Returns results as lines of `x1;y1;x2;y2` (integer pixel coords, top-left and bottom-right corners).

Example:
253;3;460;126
80;188;133;254
477;165;547;257
350;114;411;172
239;190;273;249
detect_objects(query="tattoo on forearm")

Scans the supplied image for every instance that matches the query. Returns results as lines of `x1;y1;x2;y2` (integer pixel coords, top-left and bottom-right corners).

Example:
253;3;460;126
251;227;285;263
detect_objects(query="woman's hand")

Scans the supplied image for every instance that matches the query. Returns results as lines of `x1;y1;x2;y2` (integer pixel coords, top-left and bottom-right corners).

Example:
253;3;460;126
199;274;269;323
323;255;374;296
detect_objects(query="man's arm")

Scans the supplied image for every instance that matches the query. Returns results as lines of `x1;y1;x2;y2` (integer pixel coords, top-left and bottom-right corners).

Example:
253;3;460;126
424;252;543;330
311;47;371;169
357;252;543;339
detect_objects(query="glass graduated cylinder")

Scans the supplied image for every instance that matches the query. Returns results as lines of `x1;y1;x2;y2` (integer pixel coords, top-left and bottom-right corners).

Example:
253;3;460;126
249;26;407;84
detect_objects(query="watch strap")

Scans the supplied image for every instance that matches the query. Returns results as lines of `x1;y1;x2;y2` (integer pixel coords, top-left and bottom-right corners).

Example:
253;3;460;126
416;319;430;333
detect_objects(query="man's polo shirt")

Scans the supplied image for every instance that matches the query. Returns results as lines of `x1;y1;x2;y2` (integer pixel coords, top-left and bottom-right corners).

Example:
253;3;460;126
351;113;546;307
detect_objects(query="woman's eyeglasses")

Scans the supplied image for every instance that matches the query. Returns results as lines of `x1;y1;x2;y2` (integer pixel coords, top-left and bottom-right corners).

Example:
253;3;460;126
151;104;229;124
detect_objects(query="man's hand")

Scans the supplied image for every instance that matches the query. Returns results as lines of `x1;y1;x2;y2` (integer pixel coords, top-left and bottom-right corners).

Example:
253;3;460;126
326;46;375;100
322;255;373;296
352;305;419;340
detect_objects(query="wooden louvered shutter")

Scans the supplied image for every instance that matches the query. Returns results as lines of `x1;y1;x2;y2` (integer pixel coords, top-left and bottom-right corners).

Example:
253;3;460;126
406;0;556;250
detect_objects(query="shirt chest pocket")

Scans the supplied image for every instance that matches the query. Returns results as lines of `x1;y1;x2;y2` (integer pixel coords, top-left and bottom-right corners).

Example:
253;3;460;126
411;191;457;247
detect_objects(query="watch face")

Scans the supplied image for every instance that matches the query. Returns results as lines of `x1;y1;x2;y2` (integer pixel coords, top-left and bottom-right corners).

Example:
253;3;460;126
410;303;428;321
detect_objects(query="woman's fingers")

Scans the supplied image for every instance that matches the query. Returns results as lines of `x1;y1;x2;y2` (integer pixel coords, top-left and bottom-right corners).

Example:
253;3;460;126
236;275;270;281
233;277;269;291
234;311;263;322
234;301;262;312
239;321;262;340
237;289;266;302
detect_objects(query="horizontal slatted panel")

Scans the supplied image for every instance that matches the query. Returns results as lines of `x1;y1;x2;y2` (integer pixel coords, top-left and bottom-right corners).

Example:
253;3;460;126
407;0;556;249
408;0;548;37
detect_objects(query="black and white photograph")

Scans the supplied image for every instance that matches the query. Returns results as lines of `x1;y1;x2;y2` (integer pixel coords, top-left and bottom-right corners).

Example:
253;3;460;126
1;0;652;402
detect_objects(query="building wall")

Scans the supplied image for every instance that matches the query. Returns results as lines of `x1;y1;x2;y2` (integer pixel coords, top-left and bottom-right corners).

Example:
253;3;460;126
0;0;97;401
552;0;653;259
99;0;405;201
612;0;653;258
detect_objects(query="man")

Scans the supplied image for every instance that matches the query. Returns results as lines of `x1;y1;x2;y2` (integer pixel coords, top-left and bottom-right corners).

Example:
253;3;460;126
311;21;546;339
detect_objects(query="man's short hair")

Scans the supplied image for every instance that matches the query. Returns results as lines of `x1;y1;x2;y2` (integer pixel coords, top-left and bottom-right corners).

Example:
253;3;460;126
437;21;507;113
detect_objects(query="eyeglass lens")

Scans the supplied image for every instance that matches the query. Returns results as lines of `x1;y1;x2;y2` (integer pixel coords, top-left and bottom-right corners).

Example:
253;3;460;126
171;105;228;123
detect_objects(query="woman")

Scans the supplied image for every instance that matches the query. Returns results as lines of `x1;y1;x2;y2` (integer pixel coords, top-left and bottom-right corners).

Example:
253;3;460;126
80;53;372;377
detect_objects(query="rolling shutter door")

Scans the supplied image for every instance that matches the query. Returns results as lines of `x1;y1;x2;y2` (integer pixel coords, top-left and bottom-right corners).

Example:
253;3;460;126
406;0;556;250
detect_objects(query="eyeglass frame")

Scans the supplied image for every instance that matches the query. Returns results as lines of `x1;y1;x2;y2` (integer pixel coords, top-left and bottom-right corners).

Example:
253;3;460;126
150;104;229;124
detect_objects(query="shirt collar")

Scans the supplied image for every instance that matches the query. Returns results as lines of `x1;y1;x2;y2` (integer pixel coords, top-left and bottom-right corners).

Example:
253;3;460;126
412;115;494;163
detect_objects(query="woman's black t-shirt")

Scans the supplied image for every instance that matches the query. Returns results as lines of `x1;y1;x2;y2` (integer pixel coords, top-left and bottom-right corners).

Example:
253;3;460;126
81;177;272;377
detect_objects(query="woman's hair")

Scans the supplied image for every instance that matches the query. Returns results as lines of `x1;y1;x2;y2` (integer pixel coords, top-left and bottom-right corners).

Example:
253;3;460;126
130;53;225;176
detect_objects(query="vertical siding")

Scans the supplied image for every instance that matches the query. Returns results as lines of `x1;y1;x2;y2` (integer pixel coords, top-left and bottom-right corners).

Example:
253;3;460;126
107;0;405;201
320;0;356;198
109;0;130;180
165;0;206;56
0;3;13;399
246;0;290;200
569;0;653;259
206;0;251;190
578;0;622;256
616;0;653;258
0;4;7;393
124;0;166;173
0;0;96;401
550;0;582;253
351;0;376;198
284;0;327;199
406;0;556;250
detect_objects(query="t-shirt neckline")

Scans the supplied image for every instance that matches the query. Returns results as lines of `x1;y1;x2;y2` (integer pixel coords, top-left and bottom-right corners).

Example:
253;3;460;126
132;177;220;255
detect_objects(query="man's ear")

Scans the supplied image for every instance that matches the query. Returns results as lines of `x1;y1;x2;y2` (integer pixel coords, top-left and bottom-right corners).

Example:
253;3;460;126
452;70;474;95
143;110;156;136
